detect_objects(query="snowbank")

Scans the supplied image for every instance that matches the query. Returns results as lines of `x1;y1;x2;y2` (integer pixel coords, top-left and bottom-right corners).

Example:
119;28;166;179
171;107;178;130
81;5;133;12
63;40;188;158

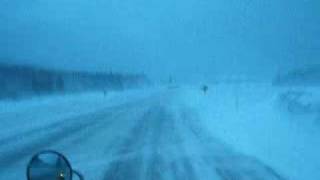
180;83;320;180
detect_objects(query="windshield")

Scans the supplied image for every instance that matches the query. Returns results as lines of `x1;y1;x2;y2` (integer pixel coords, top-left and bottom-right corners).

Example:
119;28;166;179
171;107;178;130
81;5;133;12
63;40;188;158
1;0;319;179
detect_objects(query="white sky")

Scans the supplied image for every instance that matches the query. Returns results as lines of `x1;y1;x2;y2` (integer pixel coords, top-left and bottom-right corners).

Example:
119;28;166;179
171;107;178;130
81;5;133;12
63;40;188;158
1;0;319;82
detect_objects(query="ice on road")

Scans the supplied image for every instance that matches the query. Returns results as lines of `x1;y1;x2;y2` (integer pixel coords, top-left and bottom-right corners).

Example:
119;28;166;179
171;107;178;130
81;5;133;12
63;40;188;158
0;89;286;180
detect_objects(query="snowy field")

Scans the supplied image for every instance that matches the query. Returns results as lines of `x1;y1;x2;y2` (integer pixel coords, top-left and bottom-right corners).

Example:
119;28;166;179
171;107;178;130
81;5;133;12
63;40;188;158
0;83;319;179
181;83;320;180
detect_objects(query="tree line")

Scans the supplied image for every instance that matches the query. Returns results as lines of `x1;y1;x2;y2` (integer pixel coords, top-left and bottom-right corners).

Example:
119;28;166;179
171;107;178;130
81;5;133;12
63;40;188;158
0;63;149;99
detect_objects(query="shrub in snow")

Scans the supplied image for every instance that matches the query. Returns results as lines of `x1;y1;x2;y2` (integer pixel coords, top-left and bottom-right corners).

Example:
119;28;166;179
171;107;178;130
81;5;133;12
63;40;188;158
279;90;320;114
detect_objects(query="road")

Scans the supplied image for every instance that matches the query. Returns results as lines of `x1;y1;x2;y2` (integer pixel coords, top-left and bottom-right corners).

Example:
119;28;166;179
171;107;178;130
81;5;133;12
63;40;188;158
0;91;286;179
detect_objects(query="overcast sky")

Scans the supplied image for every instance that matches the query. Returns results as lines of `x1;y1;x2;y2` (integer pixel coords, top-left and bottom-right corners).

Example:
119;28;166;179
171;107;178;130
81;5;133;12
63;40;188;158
1;0;319;82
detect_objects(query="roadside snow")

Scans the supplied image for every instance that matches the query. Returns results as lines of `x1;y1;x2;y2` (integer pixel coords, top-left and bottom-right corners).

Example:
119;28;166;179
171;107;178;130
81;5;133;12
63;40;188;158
0;87;161;141
180;83;320;180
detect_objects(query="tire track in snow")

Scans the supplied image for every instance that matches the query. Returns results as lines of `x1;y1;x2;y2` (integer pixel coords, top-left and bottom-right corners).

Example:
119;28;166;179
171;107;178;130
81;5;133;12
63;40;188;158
0;100;151;172
102;100;287;180
0;92;288;180
103;105;197;180
0;112;112;171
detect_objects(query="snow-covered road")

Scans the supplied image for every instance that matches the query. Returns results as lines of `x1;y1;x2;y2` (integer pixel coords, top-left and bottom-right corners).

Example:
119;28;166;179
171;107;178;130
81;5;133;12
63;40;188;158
0;88;286;180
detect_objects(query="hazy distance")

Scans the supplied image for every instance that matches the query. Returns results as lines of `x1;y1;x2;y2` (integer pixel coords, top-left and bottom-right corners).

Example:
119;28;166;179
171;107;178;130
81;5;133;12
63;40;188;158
1;0;319;83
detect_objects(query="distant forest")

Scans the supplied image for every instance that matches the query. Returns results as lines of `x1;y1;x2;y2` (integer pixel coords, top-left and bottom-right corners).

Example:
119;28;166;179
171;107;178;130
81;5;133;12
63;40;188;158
273;65;320;86
0;63;149;99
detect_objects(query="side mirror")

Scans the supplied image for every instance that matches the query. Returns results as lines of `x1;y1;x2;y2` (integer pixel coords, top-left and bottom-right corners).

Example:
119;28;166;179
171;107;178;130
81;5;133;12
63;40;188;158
27;150;84;180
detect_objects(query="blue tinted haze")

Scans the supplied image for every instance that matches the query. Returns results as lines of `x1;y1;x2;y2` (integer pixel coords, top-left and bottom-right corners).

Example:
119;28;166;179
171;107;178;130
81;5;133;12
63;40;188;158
1;0;319;81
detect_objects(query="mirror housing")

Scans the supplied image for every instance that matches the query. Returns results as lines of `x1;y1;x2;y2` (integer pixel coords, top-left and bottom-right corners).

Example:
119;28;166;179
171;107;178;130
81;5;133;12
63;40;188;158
27;150;83;180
